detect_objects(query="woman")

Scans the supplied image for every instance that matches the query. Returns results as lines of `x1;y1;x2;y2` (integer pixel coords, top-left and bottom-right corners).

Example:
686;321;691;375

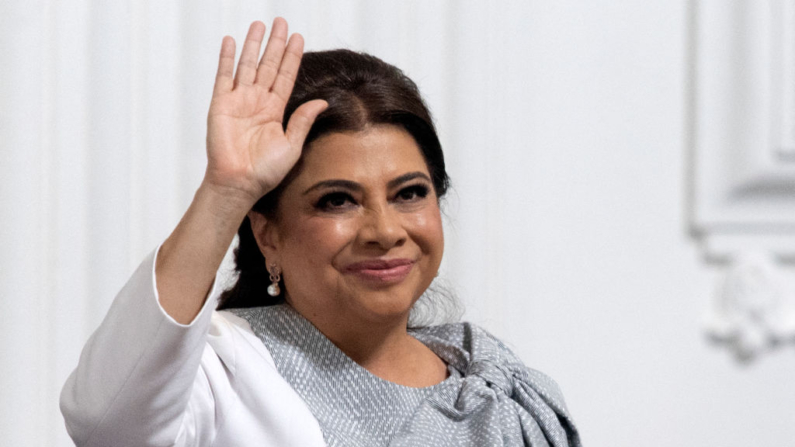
61;18;580;447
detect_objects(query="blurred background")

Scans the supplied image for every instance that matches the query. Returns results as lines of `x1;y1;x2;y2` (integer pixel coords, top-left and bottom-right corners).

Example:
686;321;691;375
2;1;795;445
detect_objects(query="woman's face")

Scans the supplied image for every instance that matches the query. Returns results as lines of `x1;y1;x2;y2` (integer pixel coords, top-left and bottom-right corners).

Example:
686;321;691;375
257;124;444;329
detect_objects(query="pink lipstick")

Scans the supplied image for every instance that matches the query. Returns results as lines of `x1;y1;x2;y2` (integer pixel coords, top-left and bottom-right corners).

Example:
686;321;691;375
344;258;414;284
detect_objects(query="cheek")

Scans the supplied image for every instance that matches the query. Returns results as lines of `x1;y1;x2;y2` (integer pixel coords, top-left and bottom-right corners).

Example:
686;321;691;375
281;217;357;267
407;205;444;254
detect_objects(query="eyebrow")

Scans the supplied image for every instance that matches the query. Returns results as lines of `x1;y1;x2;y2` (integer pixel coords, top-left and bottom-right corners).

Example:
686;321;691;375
302;171;432;195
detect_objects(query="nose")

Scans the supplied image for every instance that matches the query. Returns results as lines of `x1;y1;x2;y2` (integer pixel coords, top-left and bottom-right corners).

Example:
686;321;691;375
357;205;407;250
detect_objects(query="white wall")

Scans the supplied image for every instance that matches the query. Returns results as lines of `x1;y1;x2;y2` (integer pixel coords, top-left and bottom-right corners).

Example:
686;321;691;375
2;1;794;446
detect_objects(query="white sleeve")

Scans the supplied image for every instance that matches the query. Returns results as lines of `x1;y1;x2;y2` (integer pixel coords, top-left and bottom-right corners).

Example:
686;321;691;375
59;246;220;447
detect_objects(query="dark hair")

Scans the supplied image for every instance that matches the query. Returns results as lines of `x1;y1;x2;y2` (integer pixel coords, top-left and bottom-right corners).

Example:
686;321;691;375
217;49;450;311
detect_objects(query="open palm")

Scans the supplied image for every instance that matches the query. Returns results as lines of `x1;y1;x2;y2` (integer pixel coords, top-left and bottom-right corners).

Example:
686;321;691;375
205;19;327;202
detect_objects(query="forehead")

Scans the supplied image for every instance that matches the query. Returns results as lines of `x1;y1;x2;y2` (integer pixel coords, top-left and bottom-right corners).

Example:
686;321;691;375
295;125;429;184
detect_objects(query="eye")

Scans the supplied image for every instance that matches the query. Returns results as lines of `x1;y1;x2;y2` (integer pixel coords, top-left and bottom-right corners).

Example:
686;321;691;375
395;184;430;202
316;191;356;211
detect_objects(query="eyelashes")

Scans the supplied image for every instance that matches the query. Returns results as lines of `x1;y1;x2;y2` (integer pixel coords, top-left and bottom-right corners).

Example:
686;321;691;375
395;184;429;201
314;184;431;211
315;191;355;210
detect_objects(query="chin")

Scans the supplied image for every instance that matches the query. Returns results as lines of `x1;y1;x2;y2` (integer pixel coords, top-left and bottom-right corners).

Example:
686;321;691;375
350;290;418;324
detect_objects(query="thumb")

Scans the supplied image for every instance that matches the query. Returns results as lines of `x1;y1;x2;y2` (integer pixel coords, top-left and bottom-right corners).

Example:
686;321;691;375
285;99;328;150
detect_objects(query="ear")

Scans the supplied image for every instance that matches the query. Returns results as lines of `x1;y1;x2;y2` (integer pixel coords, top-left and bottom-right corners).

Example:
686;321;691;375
247;211;281;263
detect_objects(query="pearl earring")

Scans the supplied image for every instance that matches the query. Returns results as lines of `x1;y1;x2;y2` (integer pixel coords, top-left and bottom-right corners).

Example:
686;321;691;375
267;263;281;297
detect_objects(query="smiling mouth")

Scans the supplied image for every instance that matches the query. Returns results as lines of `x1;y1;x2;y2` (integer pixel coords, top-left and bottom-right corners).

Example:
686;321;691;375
344;259;415;284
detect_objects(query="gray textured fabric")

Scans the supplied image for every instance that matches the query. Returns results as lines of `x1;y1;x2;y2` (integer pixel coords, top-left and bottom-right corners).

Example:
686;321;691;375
232;304;581;447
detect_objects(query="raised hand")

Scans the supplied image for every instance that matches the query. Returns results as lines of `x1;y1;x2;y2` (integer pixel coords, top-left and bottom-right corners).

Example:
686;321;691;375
204;18;327;204
156;19;326;324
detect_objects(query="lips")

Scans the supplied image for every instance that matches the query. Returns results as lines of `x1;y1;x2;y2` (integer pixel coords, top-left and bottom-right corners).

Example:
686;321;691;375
344;258;415;284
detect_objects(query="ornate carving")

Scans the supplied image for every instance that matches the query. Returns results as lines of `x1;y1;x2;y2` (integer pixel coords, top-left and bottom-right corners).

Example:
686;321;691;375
704;253;795;361
691;0;795;361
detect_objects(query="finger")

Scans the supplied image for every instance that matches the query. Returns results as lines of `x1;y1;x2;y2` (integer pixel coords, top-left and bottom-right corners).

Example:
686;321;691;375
212;36;236;97
270;33;304;102
255;17;288;87
285;100;329;150
234;21;266;87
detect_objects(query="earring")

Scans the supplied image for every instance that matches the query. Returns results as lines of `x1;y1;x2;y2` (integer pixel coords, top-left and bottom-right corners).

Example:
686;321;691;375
267;263;281;297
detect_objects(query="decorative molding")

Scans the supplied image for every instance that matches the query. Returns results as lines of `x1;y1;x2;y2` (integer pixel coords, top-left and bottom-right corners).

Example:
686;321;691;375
691;0;795;361
772;0;795;159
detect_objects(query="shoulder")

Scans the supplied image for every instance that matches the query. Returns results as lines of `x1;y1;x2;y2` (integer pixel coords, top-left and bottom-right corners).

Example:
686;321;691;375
412;321;524;366
196;311;326;446
205;309;279;374
413;321;567;401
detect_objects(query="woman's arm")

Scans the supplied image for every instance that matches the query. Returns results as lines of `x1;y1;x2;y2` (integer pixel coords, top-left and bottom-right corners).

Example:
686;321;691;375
156;19;326;324
61;18;327;446
60;248;220;446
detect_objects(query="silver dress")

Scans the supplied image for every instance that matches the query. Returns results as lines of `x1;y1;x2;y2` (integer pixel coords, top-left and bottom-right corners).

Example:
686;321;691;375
233;304;581;447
